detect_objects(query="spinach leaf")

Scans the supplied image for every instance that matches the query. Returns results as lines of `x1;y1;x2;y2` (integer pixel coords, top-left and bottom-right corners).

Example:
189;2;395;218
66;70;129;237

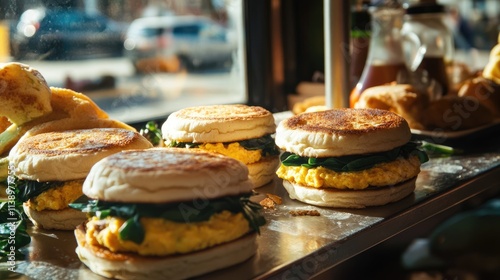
167;140;200;149
119;215;144;244
7;176;63;203
238;134;280;156
0;186;31;261
139;121;163;146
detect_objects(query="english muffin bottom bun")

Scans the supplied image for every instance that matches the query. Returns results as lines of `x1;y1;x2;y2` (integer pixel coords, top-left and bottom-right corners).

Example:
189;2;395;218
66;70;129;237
7;128;153;230
71;148;265;280
161;104;280;188
275;108;429;208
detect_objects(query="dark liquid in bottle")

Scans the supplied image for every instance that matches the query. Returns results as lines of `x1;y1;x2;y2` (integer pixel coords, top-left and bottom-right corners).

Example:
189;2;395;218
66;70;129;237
350;62;408;107
414;56;449;96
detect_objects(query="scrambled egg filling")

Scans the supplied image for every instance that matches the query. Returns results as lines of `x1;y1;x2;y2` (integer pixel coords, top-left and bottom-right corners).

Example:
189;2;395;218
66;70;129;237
276;155;421;190
86;210;251;256
198;142;262;165
27;180;84;211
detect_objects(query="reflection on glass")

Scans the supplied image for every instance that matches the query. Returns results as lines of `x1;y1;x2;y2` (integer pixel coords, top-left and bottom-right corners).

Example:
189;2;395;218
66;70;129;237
1;0;246;124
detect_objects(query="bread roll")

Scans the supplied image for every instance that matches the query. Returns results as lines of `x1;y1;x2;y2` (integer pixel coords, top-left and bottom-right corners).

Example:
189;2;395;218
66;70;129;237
482;33;500;84
424;95;494;130
354;84;429;130
458;77;500;118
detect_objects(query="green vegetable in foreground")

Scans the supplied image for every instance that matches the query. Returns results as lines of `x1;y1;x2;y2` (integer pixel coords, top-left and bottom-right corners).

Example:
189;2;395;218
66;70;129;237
0;184;31;261
139;121;163;146
420;141;462;157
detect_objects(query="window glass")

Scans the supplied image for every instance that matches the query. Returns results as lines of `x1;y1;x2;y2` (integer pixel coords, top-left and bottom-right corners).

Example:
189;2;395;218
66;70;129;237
0;0;246;125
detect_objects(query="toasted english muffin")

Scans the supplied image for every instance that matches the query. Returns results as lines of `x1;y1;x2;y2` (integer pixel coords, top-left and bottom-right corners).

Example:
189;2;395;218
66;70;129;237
275;108;412;158
10;128;152;182
83;148;253;203
162;104;275;143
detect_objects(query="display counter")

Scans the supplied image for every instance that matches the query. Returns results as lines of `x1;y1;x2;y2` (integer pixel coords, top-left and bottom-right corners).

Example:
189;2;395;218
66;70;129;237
3;114;500;280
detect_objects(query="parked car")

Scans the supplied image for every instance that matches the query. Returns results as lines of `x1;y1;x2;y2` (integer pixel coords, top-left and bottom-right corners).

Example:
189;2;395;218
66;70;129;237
123;15;236;72
11;8;125;60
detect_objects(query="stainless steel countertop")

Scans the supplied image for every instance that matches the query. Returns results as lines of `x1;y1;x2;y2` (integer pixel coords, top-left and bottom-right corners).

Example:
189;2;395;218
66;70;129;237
4;117;500;280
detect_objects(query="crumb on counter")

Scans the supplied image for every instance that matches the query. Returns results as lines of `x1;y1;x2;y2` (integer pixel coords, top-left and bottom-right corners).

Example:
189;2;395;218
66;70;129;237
266;193;282;205
259;198;276;209
259;193;283;210
289;210;321;217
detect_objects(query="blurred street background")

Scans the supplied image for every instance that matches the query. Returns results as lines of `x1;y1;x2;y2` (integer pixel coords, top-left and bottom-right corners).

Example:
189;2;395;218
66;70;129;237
0;0;246;124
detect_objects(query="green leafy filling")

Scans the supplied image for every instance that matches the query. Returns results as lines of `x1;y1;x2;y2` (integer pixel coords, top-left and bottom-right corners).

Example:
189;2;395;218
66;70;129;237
280;141;429;172
70;193;266;244
139;121;163;146
0;186;31;261
168;134;280;157
7;176;63;203
168;140;200;149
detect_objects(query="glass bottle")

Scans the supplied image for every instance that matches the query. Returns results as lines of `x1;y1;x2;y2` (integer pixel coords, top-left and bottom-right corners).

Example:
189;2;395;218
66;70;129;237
400;0;454;97
350;4;408;107
350;1;371;89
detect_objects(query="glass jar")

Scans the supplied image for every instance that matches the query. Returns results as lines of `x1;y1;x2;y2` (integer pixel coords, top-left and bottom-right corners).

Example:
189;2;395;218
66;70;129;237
401;1;454;97
350;5;408;107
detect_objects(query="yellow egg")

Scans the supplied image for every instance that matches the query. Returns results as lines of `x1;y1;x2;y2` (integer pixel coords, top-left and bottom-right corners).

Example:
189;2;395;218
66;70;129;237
28;180;83;211
198;142;262;164
86;210;251;256
276;155;421;190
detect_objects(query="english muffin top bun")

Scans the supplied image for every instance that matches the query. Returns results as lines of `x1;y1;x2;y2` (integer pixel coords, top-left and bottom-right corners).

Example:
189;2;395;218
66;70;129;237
275;108;428;209
276;108;412;157
73;148;265;280
162;104;280;188
8;128;153;230
84;148;254;203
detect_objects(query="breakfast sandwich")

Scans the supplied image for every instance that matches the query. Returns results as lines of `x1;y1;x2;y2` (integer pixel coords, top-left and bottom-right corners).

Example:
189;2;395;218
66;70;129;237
71;148;265;280
7;128;153;230
161;104;280;188
275;108;428;208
